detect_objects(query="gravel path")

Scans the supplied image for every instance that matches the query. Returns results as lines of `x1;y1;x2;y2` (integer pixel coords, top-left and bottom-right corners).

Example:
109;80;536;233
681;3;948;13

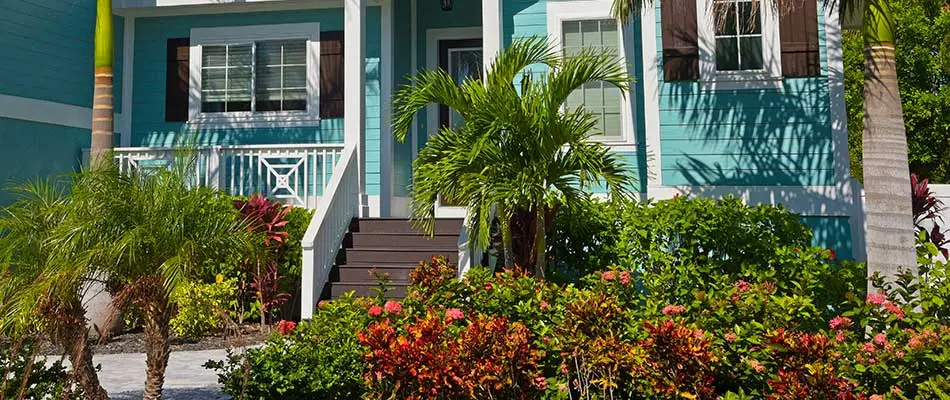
50;348;245;399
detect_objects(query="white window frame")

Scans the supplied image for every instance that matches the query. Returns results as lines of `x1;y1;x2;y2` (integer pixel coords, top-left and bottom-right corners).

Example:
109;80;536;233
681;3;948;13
547;0;637;148
697;0;782;90
188;23;321;128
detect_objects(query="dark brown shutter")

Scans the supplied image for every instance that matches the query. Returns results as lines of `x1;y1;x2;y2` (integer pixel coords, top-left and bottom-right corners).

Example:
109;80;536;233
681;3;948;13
780;0;820;77
661;0;699;81
320;31;345;119
165;38;190;122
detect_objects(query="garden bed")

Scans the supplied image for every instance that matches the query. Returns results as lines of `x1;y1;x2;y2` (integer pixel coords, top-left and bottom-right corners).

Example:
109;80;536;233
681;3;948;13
39;324;268;355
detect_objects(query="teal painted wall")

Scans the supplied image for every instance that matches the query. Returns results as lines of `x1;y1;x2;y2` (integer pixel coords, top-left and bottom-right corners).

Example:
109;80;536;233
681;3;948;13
0;118;89;206
130;8;382;195
655;0;840;186
801;216;853;259
0;0;123;109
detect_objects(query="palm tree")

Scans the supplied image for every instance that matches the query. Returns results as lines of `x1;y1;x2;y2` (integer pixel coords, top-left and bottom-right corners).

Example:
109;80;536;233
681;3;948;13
0;181;110;400
59;157;260;400
90;0;114;167
610;0;916;281
392;37;637;276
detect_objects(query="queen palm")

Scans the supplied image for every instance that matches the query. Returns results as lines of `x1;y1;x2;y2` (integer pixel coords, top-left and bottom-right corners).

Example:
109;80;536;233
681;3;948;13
392;37;637;276
0;181;109;400
611;0;916;281
90;0;114;167
58;157;260;400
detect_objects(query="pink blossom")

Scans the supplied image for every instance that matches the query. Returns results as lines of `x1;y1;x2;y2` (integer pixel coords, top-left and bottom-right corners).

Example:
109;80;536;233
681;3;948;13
870;395;884;400
835;331;847;343
760;281;777;294
874;332;888;346
539;300;550;310
534;376;548;390
368;305;383;317
734;280;751;292
662;304;686;316
746;359;765;373
895;351;905;359
884;302;905;319
484;282;494;291
560;363;569;375
861;343;876;352
866;292;887;305
384;300;402;314
829;316;853;330
892;386;902;394
619;271;632;286
445;308;465;321
601;271;616;281
725;332;737;342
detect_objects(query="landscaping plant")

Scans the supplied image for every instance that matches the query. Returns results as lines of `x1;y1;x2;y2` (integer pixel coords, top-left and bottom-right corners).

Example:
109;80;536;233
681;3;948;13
61;157;260;400
392;37;636;276
0;181;109;400
0;338;84;400
170;276;238;339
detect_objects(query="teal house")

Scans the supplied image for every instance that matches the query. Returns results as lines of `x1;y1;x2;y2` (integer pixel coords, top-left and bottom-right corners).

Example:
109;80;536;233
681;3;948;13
0;0;861;316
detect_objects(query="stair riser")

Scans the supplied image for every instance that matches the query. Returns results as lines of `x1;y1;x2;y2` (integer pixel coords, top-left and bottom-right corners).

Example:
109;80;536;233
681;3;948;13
335;267;414;282
345;250;459;264
329;283;407;299
350;234;460;249
355;219;463;234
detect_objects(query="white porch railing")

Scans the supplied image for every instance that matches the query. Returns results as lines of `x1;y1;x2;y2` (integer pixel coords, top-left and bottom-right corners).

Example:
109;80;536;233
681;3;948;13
300;145;359;319
113;144;344;209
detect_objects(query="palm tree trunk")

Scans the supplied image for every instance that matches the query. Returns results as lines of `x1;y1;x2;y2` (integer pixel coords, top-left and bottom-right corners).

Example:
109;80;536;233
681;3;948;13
63;323;109;400
500;213;516;270
142;303;171;400
90;0;114;168
862;0;917;284
533;205;546;279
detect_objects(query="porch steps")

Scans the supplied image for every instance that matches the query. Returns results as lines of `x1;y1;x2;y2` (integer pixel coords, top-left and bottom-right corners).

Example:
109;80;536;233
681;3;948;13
322;218;463;299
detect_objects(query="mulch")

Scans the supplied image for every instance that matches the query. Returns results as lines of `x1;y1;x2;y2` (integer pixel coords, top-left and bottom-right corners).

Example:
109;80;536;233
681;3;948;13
39;324;270;356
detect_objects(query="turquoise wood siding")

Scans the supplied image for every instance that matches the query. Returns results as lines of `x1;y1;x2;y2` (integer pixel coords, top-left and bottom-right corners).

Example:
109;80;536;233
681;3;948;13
0;118;89;206
0;0;123;110
130;8;383;196
655;1;840;186
801;216;853;259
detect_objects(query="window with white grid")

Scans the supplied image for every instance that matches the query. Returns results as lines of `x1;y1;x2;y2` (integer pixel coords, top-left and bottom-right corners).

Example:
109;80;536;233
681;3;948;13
561;19;623;139
713;0;764;71
200;40;308;113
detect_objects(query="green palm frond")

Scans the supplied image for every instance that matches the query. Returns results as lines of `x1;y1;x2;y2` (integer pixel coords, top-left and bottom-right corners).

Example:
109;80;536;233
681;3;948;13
391;36;639;257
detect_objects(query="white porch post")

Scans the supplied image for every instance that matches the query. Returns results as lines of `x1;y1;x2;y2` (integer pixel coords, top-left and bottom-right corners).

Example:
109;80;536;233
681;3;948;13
345;0;367;215
482;0;502;77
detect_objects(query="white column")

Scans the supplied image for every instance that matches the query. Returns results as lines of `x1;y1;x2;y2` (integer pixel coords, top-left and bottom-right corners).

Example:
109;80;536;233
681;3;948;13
482;0;502;77
345;0;367;215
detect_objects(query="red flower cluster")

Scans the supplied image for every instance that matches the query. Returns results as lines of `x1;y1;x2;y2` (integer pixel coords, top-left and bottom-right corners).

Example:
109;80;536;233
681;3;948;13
275;320;297;335
662;304;686;316
865;292;905;320
359;312;543;399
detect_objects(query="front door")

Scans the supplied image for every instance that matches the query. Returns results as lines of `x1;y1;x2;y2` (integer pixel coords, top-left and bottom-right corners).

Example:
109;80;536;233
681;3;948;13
433;38;482;218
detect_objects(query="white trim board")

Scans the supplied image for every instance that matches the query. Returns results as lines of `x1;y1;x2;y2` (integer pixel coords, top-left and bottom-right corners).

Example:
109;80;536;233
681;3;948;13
380;0;394;216
546;0;638;147
114;0;381;17
641;4;662;188
0;94;122;131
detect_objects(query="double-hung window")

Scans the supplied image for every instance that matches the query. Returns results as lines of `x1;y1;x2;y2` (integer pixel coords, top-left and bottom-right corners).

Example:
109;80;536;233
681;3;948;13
189;23;320;127
696;0;781;88
562;19;624;140
547;0;635;145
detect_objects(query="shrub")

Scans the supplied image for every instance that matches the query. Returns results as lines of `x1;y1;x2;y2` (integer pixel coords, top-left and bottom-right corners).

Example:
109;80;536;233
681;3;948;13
0;339;83;400
359;311;544;400
171;277;238;339
205;293;371;400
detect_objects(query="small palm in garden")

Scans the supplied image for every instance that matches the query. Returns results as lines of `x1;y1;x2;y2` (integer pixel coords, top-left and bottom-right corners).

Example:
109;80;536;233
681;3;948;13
0;181;109;400
392;36;636;276
61;158;261;400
